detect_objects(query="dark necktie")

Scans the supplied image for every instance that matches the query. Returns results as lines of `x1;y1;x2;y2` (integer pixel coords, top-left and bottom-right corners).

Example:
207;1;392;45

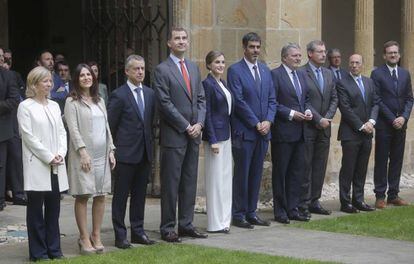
392;69;398;90
316;68;324;93
336;70;341;80
253;65;261;91
356;77;366;102
134;87;145;118
291;70;302;99
179;60;192;97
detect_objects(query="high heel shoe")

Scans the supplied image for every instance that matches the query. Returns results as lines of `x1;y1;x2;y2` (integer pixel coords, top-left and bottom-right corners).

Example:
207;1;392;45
90;235;105;253
78;238;97;255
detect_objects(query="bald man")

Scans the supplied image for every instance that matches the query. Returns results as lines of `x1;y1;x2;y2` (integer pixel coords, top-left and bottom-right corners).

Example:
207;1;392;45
336;54;379;214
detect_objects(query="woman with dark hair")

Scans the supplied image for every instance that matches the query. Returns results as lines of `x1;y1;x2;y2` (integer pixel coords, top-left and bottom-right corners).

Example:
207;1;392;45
64;63;116;254
18;66;68;261
202;51;234;233
88;61;108;105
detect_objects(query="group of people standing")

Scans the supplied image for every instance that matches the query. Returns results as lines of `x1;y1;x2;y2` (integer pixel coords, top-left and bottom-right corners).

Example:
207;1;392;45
0;27;412;262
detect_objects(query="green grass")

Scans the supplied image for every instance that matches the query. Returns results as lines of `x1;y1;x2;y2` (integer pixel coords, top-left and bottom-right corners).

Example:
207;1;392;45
56;244;333;264
293;205;414;242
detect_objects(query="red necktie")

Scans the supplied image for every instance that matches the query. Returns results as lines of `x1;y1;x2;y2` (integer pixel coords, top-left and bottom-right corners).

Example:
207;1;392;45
179;60;192;97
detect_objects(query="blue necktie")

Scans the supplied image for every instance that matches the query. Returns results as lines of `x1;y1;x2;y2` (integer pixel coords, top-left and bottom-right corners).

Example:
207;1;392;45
253;65;261;91
134;87;145;118
356;77;366;102
291;70;302;99
392;69;398;90
316;68;324;93
336;70;341;80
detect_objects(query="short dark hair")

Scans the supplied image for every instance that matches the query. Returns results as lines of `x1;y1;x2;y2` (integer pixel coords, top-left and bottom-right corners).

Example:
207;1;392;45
383;40;400;54
69;63;100;103
36;49;53;62
88;61;98;68
205;50;225;70
3;48;11;54
327;48;341;58
168;27;188;40
306;40;325;53
242;32;261;48
54;60;69;72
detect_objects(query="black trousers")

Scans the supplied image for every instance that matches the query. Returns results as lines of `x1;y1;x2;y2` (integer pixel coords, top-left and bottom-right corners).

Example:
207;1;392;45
6;136;25;199
301;131;330;208
26;173;62;261
339;139;372;205
374;128;406;200
271;140;305;218
112;159;150;241
159;141;199;235
0;141;7;205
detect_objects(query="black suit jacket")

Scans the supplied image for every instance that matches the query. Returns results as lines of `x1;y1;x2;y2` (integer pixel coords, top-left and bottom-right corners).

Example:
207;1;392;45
299;63;338;138
107;83;155;163
370;64;414;130
0;67;19;142
271;65;309;143
337;74;379;141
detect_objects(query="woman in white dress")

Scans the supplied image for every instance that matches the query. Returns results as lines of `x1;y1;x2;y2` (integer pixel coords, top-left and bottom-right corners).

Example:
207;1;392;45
202;51;234;233
18;66;68;261
64;64;116;254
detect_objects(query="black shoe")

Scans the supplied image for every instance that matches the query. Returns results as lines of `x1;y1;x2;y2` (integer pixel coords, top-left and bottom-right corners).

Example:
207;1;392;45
115;239;132;249
353;202;375;212
232;219;254;229
178;228;208;238
340;204;359;214
131;234;156;245
309;205;331;215
288;214;310;222
49;255;64;260
13;197;27;206
274;216;290;224
161;231;182;243
247;216;270;226
0;202;5;211
298;207;312;219
207;227;230;234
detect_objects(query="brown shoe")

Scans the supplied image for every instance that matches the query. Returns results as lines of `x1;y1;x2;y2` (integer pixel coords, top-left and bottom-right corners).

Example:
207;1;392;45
375;199;386;209
387;197;409;206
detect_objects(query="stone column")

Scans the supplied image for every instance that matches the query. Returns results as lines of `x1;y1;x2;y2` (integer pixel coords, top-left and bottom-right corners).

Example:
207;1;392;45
354;0;374;75
402;0;414;75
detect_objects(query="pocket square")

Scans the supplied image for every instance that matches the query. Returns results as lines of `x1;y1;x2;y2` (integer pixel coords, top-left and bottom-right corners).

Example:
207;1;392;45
56;86;66;92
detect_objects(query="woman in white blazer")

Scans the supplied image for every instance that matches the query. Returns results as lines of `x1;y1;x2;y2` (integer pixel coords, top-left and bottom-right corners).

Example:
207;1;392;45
17;66;68;261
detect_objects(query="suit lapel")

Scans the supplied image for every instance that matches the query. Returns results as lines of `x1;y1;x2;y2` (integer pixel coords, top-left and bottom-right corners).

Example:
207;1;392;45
167;58;192;101
381;65;398;96
280;66;301;103
143;86;151;123
126;84;144;121
306;64;322;96
186;60;197;102
241;60;260;99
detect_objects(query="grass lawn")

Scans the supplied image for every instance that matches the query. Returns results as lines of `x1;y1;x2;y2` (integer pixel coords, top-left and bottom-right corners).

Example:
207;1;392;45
56;244;334;264
293;205;414;242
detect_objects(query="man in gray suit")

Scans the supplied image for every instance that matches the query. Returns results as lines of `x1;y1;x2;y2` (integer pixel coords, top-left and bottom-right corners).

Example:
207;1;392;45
299;40;338;216
154;27;207;242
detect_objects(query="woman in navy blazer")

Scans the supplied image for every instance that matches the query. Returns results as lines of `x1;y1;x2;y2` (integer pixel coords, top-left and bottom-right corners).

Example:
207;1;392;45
202;51;234;233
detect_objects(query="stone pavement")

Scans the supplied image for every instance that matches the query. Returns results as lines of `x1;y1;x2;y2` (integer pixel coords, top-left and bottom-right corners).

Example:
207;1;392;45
1;189;414;264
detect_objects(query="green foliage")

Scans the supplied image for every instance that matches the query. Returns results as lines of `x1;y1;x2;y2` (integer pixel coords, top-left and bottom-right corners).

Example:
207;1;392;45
56;244;333;264
293;206;414;242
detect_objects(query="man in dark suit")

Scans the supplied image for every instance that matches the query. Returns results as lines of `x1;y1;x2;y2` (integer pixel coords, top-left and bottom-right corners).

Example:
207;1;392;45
271;43;312;224
327;48;348;82
227;32;276;229
371;41;414;208
298;40;337;216
154;27;207;242
0;49;20;211
108;55;156;249
337;54;378;213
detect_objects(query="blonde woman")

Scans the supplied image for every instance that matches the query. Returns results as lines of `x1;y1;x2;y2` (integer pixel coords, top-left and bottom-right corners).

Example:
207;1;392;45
64;63;115;254
17;66;68;261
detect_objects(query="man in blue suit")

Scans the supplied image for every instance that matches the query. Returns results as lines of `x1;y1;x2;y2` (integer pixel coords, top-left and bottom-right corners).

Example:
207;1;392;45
271;43;313;224
227;32;277;229
108;55;156;249
371;41;414;209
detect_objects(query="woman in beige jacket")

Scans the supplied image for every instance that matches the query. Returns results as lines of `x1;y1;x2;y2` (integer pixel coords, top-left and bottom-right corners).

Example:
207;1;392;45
64;64;115;254
18;66;68;261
